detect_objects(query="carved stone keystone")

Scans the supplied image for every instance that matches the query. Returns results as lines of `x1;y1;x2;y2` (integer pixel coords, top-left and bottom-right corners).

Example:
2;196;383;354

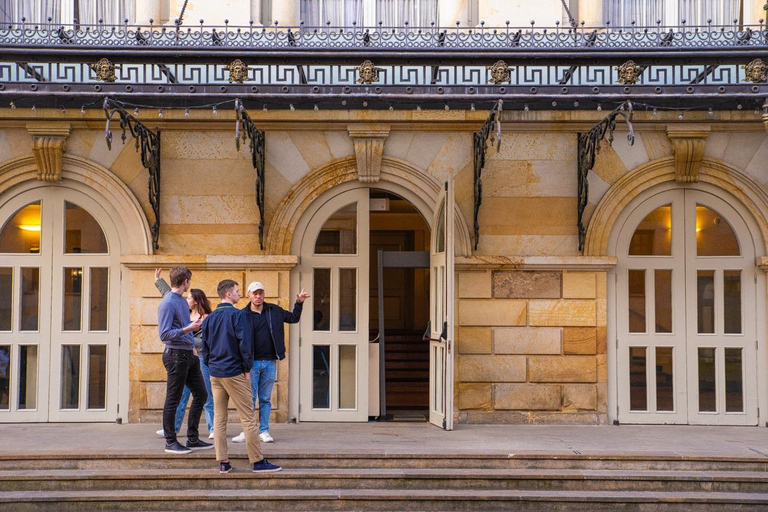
26;122;71;182
348;124;390;183
666;124;710;183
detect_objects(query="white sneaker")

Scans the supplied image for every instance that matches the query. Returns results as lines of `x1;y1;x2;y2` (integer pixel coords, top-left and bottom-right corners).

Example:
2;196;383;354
208;431;215;439
259;431;274;443
232;432;245;443
156;429;164;436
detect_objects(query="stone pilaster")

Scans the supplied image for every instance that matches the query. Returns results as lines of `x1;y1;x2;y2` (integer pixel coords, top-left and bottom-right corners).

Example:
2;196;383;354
348;124;390;184
26;122;71;182
666;124;710;183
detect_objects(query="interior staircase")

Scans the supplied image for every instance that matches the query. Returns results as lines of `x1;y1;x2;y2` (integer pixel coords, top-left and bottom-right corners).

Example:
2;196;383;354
2;451;768;510
383;332;429;414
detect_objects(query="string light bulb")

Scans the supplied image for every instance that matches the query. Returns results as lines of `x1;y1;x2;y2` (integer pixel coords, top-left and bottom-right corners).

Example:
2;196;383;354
289;104;295;111
470;103;475;111
314;104;319;111
708;107;714;116
9;101;15;109
80;105;86;115
184;107;190;117
389;104;394;111
212;105;218;115
31;104;36;113
416;105;422;111
61;106;66;114
678;111;683;120
596;104;602;112
158;108;163;118
551;101;557;107
263;104;268;111
341;100;347;106
736;102;743;110
444;103;450;110
755;106;761;116
524;104;529;112
652;107;658;116
363;100;368;107
134;107;140;116
573;101;579;107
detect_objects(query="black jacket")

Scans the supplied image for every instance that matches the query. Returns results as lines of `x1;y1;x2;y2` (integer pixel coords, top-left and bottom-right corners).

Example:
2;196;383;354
241;301;303;361
201;304;253;378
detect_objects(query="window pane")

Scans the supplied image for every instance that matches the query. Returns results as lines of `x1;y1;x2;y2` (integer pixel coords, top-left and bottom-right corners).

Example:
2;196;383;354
628;270;646;333
313;269;331;331
723;271;741;335
629;205;671;256
87;345;107;410
654;270;672;333
0;202;41;254
0;345;9;409
725;348;744;413
629;347;647;411
65;201;108;253
339;268;356;331
696;205;739;256
697;271;715;334
63;268;83;331
655;347;674;412
89;268;109;331
20;268;39;331
18;345;37;410
315;203;356;254
435;201;445;253
312;345;330;409
698;347;717;412
61;345;81;409
0;268;12;331
338;345;356;409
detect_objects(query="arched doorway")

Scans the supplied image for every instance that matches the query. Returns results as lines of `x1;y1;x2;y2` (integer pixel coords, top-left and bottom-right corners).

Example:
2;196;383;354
0;187;121;422
613;186;759;425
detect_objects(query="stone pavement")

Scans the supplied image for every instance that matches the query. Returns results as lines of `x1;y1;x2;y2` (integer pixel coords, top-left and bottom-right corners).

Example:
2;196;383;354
3;422;768;459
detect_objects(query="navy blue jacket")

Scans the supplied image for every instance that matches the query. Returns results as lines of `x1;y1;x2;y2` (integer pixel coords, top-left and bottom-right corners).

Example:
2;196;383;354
241;301;303;361
201;303;253;378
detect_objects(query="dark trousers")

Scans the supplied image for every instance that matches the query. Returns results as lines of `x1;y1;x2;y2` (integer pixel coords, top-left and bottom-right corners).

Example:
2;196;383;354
162;348;207;444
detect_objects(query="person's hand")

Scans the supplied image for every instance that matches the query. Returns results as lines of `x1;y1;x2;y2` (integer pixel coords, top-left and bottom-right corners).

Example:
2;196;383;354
192;348;197;356
188;318;203;332
154;268;162;280
297;288;310;303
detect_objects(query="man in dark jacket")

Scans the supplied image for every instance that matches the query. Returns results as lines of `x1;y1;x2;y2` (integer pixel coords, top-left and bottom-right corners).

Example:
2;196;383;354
202;279;281;474
232;281;309;444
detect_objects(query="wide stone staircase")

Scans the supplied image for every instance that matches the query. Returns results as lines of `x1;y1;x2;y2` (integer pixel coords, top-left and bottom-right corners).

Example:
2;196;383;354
2;451;768;510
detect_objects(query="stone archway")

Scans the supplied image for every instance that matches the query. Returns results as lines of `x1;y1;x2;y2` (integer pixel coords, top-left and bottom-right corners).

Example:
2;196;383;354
267;156;472;257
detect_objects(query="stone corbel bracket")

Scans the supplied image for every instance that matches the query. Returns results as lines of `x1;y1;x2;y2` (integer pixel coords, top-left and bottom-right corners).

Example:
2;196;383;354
348;124;390;183
666;124;710;183
26;122;72;182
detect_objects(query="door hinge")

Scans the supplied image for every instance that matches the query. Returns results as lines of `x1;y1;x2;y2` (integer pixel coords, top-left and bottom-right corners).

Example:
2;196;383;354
756;340;759;350
117;404;120;414
299;337;302;347
118;337;121;347
615;273;618;284
615;338;619;349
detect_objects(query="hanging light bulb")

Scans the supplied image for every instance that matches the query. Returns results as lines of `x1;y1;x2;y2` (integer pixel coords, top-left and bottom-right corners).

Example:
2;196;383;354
61;106;66;114
652;107;658;116
80;105;86;115
184;107;190;117
158;108;163;118
212;105;218;115
389;104;394;111
444;103;450;110
736;102;743;110
289;104;295;111
341;100;347;106
470;103;475;111
551;101;557;107
314;104;319;111
362;100;368;107
31;104;36;113
524;104;529;112
416;105;422;111
755;106;761;116
134;107;140;116
596;104;602;112
708;107;714;116
263;104;268;111
9;101;16;109
678;111;683;120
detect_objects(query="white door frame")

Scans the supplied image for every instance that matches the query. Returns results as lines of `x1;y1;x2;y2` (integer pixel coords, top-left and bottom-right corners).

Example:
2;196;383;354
608;181;765;426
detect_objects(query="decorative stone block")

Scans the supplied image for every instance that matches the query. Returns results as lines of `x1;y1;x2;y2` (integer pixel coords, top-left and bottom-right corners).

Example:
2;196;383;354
458;327;492;354
458;299;527;326
563;328;597;355
528;356;597;383
494;327;561;355
528;300;596;327
493;271;561;299
563;272;596;299
133;325;164;354
144;382;167;410
136;353;166;382
596;273;607;300
563;384;597;410
459;272;492;298
348;124;390;183
458;383;492;410
458;355;526;382
596;327;608;354
494;383;562;410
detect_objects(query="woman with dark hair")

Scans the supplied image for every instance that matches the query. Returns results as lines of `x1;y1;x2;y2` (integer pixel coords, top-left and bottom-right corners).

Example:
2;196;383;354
155;269;216;438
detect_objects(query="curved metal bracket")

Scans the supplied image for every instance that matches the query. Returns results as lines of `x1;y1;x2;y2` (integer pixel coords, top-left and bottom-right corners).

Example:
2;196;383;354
473;99;503;251
235;99;267;251
103;98;161;250
577;100;634;252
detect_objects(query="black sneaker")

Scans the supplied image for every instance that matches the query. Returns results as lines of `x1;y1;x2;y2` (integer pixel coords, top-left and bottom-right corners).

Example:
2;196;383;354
219;461;232;474
186;439;213;450
252;459;282;473
165;441;192;455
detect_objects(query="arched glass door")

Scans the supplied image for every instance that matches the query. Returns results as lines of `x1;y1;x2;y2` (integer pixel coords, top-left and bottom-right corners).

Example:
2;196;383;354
0;189;120;422
616;189;757;425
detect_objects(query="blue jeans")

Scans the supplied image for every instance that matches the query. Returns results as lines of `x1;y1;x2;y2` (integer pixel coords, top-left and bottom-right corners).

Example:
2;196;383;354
175;354;214;433
250;359;277;433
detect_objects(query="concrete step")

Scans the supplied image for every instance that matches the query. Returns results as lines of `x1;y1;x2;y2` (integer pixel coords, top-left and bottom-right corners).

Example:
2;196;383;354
2;489;767;511
4;453;768;471
3;468;768;493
